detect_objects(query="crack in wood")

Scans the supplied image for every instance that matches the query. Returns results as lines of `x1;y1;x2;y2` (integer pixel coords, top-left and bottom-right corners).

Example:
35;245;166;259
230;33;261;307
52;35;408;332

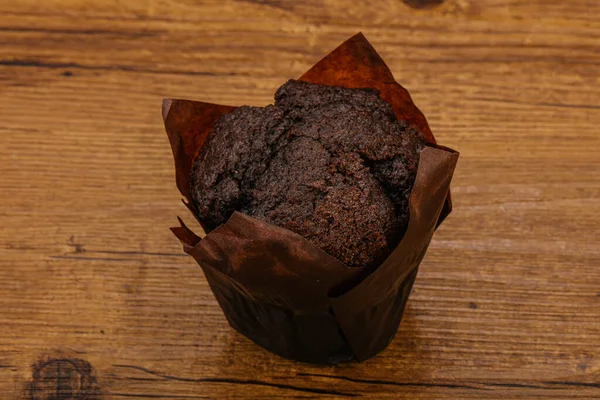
50;255;133;262
483;382;548;389
112;364;358;397
298;373;600;391
402;0;445;9
543;381;600;389
0;27;159;38
297;373;480;390
537;102;600;110
466;96;600;111
0;59;240;77
236;0;296;14
93;250;188;258
50;248;189;263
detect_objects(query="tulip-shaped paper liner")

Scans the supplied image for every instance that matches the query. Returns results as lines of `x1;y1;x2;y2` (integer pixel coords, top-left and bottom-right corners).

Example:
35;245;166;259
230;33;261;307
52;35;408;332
164;33;459;363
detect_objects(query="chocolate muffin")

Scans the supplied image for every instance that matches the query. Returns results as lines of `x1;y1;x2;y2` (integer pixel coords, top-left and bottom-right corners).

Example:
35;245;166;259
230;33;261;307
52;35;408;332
189;79;425;269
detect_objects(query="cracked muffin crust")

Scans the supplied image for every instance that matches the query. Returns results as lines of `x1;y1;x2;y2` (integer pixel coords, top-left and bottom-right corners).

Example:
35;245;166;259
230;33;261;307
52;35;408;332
190;79;425;269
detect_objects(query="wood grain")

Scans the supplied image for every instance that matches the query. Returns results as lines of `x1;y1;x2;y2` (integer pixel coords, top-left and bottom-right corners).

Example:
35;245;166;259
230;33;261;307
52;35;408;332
1;0;599;398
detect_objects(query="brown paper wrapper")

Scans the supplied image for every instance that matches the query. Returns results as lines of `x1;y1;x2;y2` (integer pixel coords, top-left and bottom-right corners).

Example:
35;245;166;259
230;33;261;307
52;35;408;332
163;33;459;364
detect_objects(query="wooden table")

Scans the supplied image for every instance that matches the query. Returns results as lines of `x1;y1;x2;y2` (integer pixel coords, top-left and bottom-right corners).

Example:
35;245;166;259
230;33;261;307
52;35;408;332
1;1;599;398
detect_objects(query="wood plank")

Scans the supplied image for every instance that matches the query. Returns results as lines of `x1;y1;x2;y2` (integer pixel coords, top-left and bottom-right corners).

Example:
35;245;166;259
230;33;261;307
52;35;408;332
1;0;598;398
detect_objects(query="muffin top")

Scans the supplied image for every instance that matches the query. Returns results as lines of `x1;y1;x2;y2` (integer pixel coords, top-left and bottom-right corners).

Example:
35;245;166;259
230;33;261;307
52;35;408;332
190;79;424;269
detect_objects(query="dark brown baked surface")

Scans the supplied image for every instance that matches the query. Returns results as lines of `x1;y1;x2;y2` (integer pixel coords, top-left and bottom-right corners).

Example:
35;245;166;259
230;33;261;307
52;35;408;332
190;79;424;268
